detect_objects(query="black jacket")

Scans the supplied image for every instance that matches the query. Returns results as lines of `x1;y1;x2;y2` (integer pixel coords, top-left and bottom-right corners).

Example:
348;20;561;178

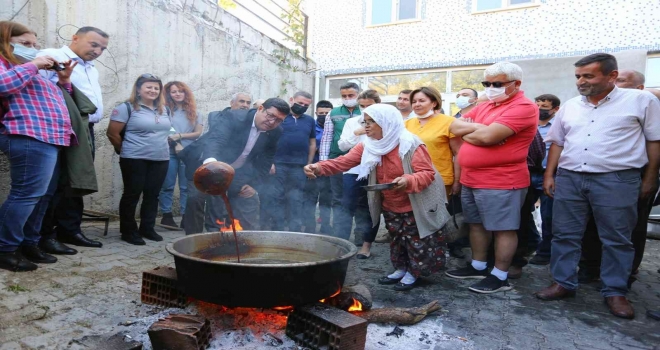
179;108;282;197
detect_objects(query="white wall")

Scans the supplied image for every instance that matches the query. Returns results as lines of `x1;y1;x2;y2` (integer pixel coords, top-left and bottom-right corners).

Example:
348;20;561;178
0;0;315;214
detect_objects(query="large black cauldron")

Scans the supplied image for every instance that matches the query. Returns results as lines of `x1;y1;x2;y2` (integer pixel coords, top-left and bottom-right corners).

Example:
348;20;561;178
166;231;357;308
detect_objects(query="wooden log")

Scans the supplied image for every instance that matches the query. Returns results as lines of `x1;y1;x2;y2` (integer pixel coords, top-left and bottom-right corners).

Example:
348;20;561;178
352;300;441;325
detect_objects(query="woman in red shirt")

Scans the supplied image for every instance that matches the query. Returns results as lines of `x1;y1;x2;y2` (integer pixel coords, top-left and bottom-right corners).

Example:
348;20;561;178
305;104;450;291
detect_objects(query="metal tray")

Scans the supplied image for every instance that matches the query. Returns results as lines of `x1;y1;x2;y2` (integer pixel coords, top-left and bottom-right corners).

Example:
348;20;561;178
362;182;396;191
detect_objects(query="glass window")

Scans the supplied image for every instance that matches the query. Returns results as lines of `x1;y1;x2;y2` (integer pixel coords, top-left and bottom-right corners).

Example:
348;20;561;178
476;0;502;11
510;0;532;4
368;72;447;96
371;0;393;25
328;78;364;99
647;57;660;88
451;69;485;93
398;0;417;20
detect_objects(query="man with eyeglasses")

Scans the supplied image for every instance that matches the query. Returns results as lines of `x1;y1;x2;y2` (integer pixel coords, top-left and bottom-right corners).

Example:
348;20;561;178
179;98;289;234
36;26;109;256
260;91;316;232
446;62;538;294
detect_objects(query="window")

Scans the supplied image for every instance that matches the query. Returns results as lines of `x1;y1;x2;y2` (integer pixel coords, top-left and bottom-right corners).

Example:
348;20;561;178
369;0;419;26
328;78;365;99
368;72;447;96
647;57;660;88
474;0;538;13
450;69;485;93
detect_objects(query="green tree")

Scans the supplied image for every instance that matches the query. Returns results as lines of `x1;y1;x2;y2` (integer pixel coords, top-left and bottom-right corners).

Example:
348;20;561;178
218;0;236;10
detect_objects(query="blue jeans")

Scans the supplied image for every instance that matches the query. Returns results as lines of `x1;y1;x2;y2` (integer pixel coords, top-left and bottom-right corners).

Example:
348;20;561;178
302;176;332;233
329;173;344;235
531;172;553;257
334;174;378;243
271;163;307;232
0;134;60;252
551;168;639;297
159;154;187;214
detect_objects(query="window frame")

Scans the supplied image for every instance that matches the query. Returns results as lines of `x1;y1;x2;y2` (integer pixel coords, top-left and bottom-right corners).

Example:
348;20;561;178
366;0;421;28
647;54;660;89
472;0;541;14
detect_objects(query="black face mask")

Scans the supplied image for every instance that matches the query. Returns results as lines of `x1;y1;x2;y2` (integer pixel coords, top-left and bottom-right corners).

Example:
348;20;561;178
291;103;309;116
539;109;553;121
316;115;326;126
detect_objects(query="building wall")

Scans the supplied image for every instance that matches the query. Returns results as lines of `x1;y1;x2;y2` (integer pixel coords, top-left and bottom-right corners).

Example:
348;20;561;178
306;0;660;76
0;0;315;214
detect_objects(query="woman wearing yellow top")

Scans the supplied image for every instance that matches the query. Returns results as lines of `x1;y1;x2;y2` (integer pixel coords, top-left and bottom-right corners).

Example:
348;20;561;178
404;87;461;197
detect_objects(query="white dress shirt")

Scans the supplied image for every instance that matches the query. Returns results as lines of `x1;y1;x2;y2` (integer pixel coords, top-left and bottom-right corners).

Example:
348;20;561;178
39;46;104;123
203;116;263;169
337;117;365;175
545;86;660;172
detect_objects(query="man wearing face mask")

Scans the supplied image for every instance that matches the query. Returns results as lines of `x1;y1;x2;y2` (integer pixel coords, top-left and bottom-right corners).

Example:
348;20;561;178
534;54;660;320
302;100;334;234
454;88;479;119
37;26;109;255
446;62;538;294
261;91;316;232
319;82;362;237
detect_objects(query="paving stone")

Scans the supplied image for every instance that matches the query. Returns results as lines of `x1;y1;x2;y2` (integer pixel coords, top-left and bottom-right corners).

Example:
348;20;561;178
0;289;59;311
0;342;22;350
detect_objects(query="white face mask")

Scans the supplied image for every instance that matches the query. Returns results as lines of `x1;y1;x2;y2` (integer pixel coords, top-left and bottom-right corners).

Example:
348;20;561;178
343;98;358;108
415;110;435;119
485;82;515;102
456;96;474;110
10;43;39;63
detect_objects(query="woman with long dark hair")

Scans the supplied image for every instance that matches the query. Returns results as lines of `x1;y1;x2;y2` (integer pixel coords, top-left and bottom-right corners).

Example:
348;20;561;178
0;21;77;272
158;81;203;228
107;74;172;245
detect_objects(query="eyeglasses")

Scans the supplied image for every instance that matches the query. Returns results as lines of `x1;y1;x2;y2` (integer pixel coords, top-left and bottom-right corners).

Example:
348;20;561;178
481;81;513;88
140;73;160;80
11;40;40;50
360;120;377;126
265;112;284;125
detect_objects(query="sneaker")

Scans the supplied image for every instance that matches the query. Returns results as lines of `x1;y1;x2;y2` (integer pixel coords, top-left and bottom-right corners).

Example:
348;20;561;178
160;213;177;227
469;275;513;294
529;254;550;265
141;230;163;242
121;232;146;246
445;265;489;280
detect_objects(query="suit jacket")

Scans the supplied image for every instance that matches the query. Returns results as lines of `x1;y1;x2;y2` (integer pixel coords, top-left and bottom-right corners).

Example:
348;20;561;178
179;108;282;197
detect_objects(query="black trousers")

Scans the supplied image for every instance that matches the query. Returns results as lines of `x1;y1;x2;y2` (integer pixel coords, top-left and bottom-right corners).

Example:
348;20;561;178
40;124;96;240
119;158;169;234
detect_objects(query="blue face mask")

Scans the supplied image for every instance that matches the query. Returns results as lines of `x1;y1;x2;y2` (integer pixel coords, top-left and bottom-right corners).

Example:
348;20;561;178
10;43;39;63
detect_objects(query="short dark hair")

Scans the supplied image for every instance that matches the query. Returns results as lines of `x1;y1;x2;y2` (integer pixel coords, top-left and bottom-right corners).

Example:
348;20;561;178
358;89;381;103
75;26;109;38
262;97;290;115
535;94;561;108
460;88;478;98
339;82;360;93
293;91;313;100
399;89;412;95
574;53;618;75
316;100;333;109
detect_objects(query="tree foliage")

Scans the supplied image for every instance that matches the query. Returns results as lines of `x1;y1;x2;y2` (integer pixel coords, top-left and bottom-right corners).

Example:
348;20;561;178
218;0;236;10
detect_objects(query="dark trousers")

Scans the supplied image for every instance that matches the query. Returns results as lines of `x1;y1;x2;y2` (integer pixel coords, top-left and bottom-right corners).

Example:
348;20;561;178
329;173;344;235
270;163;307;232
334;174;379;243
531;172;554;257
119;158;169;234
302;176;332;233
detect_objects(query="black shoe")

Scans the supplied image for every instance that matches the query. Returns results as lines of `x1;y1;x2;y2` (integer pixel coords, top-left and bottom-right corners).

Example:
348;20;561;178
0;251;38;272
160;213;177;227
468;275;513;294
180;215;185;229
39;238;77;255
21;245;57;264
445;265;489;280
378;275;403;285
393;281;417;291
577;268;599;283
141;230;163;242
448;245;466;259
529;254;550;265
121;232;146;245
59;232;102;248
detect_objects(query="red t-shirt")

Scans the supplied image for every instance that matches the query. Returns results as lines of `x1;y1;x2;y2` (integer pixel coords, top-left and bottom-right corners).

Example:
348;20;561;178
458;91;538;189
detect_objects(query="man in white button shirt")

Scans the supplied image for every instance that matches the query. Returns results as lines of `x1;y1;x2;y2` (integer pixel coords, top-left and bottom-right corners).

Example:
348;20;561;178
37;27;109;254
534;53;660;320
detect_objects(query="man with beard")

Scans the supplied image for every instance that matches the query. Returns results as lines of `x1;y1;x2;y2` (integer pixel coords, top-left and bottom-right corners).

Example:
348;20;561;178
397;89;413;120
535;53;660;320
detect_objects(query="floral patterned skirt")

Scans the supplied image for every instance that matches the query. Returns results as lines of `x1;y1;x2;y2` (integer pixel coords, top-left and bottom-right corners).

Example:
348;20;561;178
384;210;447;278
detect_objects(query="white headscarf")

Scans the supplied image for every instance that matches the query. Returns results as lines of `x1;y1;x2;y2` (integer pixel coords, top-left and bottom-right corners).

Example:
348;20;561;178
356;104;421;180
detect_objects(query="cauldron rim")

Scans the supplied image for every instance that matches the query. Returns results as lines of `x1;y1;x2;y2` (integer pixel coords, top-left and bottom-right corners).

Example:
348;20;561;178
166;230;357;268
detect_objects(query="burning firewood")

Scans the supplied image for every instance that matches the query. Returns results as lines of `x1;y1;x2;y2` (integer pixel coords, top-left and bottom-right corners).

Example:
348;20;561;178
352;300;441;325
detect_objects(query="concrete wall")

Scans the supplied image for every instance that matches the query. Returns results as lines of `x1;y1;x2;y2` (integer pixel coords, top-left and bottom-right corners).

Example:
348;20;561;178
1;0;315;214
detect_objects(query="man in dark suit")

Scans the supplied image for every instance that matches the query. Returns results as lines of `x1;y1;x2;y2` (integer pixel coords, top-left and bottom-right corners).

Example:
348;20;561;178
180;98;289;235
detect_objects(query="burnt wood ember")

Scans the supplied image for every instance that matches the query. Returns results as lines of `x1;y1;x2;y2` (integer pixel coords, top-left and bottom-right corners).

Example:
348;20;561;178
141;266;188;308
193;161;235;196
352;300;441;325
148;314;212;350
327;284;373;311
286;303;367;350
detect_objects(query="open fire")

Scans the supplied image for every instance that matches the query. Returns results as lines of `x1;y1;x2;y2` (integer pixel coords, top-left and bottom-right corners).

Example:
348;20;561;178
216;218;243;232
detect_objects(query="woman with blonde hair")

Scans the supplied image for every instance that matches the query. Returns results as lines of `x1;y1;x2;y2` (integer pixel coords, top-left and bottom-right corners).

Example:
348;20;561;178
107;74;172;245
158;81;203;228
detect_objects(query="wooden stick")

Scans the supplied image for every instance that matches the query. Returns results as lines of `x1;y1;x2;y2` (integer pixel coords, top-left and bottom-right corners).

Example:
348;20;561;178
352;300;441;325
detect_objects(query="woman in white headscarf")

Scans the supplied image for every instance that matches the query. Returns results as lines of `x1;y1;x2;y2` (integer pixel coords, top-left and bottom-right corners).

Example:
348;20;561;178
304;104;451;291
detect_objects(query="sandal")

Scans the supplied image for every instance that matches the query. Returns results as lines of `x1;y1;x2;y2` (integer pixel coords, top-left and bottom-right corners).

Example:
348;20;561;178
378;276;402;285
393;281;417;291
